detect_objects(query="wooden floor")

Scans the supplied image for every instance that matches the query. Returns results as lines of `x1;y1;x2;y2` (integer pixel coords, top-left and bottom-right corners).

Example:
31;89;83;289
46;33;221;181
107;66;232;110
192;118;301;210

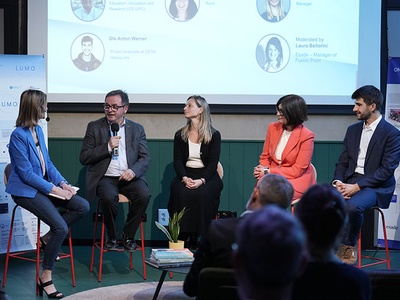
0;245;399;299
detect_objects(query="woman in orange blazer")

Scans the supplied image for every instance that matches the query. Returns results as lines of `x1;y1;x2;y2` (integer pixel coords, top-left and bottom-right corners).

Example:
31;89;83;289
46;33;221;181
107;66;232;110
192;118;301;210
254;94;316;200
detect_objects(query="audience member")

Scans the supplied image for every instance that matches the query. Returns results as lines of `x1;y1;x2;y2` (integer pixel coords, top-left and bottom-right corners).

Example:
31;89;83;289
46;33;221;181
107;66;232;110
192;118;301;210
168;95;223;248
332;85;400;264
293;184;371;300
183;173;293;297
233;205;306;300
80;89;151;252
6;90;89;299
254;94;316;200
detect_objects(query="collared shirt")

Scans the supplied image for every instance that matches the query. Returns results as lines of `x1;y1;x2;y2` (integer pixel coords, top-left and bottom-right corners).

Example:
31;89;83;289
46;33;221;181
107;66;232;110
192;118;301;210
355;115;382;174
105;121;128;176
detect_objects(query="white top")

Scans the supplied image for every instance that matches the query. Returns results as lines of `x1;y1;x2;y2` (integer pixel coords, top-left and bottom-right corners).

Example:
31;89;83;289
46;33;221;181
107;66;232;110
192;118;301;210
275;130;292;161
355;115;381;174
186;139;204;168
106;122;128;176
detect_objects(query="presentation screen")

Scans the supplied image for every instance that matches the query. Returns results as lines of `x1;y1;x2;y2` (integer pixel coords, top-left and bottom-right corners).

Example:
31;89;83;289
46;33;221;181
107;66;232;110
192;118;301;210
29;0;381;106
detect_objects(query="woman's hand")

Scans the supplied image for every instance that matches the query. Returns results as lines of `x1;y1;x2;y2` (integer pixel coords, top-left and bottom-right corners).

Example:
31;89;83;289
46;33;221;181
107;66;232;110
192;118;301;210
253;165;266;180
182;177;203;189
51;186;74;200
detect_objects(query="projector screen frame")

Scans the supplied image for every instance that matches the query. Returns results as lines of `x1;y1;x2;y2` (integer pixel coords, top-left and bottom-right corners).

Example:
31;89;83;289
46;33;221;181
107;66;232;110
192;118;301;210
31;0;388;115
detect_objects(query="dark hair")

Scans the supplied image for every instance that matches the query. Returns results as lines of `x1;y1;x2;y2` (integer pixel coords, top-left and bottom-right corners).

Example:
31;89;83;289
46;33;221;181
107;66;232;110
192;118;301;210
257;174;293;209
276;94;308;127
265;37;283;68
81;35;93;45
16;89;47;128
169;0;198;20
295;184;348;247
236;205;305;288
351;85;383;111
105;89;130;106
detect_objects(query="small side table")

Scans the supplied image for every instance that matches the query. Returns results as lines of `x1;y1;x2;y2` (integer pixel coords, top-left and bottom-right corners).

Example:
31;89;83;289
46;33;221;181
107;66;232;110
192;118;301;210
145;259;191;300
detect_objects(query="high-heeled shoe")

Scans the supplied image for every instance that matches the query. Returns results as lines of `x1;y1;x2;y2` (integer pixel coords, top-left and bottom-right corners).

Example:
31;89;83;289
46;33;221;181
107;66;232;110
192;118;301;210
37;278;64;299
39;238;60;262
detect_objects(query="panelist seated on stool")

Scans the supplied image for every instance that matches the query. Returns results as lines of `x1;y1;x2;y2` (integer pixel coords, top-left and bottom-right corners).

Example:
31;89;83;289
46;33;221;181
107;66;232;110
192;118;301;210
80;89;151;252
332;85;400;265
6;89;90;298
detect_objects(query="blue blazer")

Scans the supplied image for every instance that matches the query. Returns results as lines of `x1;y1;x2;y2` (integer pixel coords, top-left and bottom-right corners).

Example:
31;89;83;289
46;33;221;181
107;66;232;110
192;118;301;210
6;125;65;198
333;118;400;208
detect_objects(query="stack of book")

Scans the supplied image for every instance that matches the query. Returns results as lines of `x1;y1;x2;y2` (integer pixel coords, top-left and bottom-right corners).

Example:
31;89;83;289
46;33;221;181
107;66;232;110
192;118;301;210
146;248;194;268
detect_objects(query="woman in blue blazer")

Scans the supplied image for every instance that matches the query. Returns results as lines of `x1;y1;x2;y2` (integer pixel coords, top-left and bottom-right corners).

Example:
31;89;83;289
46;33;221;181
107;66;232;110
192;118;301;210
6;90;89;299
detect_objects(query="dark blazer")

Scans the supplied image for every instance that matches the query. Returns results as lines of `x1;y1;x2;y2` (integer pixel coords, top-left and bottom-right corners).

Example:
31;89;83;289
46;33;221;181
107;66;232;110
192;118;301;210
183;217;242;297
80;117;151;201
333;118;400;208
173;128;221;182
6;125;65;197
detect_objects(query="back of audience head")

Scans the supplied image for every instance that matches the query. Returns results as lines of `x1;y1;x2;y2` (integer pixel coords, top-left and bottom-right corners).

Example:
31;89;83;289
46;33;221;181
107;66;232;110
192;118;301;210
295;184;348;250
233;205;306;299
246;173;293;211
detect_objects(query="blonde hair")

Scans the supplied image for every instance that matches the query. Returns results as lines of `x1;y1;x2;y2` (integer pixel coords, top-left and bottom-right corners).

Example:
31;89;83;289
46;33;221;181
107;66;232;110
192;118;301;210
181;95;213;144
266;0;286;20
16;89;47;128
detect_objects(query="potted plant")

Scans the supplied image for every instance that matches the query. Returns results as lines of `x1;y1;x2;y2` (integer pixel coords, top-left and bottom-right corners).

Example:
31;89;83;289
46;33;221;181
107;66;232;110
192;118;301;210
155;207;187;249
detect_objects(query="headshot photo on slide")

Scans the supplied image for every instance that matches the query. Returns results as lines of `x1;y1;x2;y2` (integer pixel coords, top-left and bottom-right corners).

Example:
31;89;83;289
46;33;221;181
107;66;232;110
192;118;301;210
257;0;290;23
256;34;290;73
71;33;104;72
166;0;199;22
71;0;105;22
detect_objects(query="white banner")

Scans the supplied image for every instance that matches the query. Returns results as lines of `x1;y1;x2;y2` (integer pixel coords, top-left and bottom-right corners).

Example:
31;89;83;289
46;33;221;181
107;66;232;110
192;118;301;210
0;54;48;254
378;57;400;248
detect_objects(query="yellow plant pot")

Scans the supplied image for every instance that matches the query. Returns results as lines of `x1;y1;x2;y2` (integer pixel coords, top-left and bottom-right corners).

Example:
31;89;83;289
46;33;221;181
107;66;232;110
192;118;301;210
169;240;184;249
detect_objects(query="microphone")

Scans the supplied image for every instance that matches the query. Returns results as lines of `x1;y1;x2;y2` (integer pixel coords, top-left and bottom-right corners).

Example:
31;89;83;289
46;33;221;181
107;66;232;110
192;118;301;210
111;123;119;157
46;112;50;122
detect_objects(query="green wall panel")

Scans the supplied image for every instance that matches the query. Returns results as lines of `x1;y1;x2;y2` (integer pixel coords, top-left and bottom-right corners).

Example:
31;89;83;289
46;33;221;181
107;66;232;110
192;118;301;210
48;138;342;242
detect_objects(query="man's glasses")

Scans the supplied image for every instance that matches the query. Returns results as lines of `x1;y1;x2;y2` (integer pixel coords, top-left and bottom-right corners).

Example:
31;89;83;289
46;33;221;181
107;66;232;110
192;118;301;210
103;104;125;111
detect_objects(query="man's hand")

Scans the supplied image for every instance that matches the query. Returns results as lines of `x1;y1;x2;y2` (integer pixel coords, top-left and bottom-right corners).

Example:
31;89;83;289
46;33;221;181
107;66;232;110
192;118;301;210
119;169;135;181
336;182;360;200
109;135;121;150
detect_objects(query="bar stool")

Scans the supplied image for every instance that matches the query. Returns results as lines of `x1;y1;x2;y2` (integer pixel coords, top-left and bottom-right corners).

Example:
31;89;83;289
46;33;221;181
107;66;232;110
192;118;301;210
90;194;147;282
291;163;317;214
2;205;76;293
2;163;75;294
357;206;390;269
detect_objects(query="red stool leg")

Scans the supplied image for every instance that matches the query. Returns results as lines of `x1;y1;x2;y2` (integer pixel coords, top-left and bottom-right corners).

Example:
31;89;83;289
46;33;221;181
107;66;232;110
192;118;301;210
36;220;41;295
90;202;100;273
67;228;76;286
140;220;147;279
2;205;18;287
377;208;391;269
357;232;362;269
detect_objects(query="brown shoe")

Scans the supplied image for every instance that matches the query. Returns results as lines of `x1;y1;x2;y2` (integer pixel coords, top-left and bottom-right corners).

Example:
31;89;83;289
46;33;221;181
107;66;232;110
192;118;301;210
341;245;357;265
336;244;346;260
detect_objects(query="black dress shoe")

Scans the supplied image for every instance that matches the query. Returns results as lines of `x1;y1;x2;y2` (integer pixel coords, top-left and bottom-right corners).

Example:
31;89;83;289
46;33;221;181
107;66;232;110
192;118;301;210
122;233;137;252
104;239;119;251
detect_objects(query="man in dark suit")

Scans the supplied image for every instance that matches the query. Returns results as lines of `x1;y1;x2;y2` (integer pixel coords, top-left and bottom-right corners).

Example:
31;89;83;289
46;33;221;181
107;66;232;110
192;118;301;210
333;85;400;264
183;173;294;297
80;89;151;252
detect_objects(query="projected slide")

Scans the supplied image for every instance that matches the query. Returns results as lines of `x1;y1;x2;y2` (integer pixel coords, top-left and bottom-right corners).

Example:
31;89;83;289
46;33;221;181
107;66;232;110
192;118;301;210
47;0;360;104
